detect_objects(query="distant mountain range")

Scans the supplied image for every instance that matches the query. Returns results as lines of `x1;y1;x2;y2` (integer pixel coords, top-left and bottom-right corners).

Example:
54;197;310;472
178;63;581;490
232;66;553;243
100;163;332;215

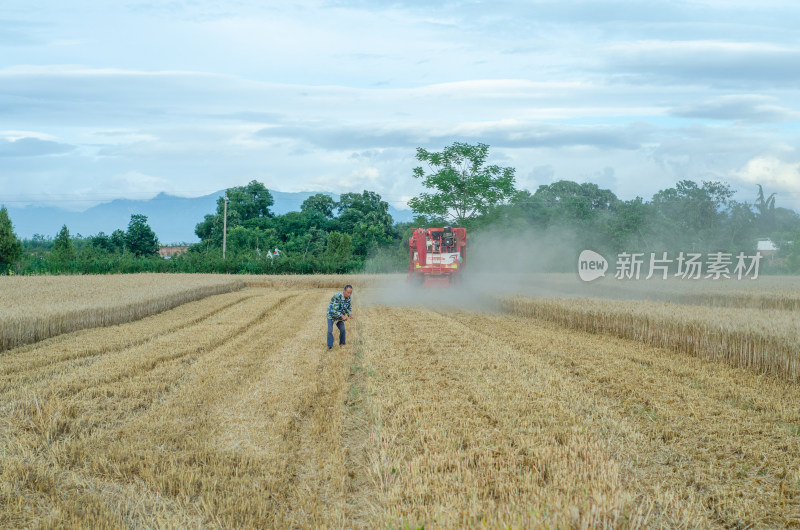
5;190;414;244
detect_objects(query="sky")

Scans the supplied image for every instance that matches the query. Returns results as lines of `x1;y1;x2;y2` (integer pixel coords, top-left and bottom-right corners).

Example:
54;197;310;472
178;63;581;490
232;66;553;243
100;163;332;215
2;0;800;214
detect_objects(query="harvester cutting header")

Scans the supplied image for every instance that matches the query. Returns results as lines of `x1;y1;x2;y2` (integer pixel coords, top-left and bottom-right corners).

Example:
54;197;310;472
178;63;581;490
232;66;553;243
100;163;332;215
407;227;467;287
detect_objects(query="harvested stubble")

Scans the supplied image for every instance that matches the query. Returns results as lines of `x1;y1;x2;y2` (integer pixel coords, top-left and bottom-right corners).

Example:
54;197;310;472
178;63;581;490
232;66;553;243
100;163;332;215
4;284;799;527
348;305;655;527
1;289;354;528
501;295;800;382
0;274;244;353
435;309;800;528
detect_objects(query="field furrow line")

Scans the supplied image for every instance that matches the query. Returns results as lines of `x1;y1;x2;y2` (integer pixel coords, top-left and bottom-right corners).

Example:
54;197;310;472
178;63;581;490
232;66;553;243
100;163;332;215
265;338;353;528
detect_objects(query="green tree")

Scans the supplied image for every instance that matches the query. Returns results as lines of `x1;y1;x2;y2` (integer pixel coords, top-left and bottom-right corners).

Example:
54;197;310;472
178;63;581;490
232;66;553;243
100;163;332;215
301;193;336;218
274;211;316;241
409;142;516;224
651;180;734;251
195;213;223;244
722;201;758;251
226;225;262;254
89;232;119;254
607;197;652;251
325;231;353;261
335;191;396;256
110;229;126;252
125;214;159;256
533;180;619;225
25;234;53;252
771;207;800;234
51;225;76;263
0;206;22;272
775;226;800;272
224;180;274;227
195;180;274;244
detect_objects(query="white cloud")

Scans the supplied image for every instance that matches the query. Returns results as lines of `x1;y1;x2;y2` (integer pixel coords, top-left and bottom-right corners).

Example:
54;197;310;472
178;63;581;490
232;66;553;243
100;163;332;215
0;130;57;141
603;40;800;85
2;0;800;223
735;156;800;191
670;95;800;123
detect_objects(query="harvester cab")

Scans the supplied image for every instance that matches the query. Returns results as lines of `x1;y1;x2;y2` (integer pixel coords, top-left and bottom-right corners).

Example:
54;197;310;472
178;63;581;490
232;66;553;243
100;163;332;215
408;227;467;287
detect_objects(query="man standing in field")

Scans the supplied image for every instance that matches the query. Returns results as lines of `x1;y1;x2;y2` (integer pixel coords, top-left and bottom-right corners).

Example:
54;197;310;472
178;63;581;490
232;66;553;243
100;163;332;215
327;284;353;349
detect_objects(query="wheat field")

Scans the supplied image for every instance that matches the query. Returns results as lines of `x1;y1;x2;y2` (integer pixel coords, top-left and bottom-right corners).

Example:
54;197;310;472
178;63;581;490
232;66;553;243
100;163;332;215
0;274;244;353
1;275;799;528
501;295;800;382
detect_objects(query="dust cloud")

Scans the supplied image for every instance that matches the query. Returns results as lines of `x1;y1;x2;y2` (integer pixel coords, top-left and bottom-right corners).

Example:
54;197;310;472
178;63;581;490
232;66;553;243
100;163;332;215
358;223;751;313
359;225;593;313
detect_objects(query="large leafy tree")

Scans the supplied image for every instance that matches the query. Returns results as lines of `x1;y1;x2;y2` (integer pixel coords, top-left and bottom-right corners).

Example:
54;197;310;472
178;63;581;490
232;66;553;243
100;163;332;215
111;229;127;252
756;184;776;213
125;214;159;256
651;180;734;251
196;180;274;244
409;142;516;224
225;180;274;226
606;197;653;251
0;206;22;271
533;180;619;224
335;190;395;255
301;193;336;218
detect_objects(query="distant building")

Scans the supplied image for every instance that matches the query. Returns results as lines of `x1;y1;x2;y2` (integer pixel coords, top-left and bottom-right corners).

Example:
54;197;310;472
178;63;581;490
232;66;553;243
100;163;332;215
756;238;778;262
757;238;777;252
159;245;189;259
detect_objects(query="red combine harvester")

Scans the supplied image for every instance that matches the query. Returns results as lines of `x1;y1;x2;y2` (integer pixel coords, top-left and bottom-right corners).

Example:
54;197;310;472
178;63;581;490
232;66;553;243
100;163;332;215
407;227;467;287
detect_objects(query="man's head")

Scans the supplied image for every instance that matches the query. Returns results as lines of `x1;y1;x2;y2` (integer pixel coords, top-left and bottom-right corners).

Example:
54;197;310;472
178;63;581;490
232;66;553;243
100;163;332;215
343;284;353;298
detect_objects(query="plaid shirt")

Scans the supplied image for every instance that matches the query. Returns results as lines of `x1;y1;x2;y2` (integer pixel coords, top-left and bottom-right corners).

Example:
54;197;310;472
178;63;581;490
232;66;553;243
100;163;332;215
326;292;352;321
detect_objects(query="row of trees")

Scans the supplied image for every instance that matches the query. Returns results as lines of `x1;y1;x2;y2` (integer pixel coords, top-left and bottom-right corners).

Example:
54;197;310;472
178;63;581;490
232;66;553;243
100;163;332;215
0;185;405;275
3;213;160;274
189;182;401;272
404;142;800;271
3;141;800;274
478;180;798;251
462;180;800;272
194;182;396;259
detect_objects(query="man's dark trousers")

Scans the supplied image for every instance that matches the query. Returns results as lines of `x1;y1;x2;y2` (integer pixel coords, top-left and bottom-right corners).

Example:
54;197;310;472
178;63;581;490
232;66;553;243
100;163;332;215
327;318;346;348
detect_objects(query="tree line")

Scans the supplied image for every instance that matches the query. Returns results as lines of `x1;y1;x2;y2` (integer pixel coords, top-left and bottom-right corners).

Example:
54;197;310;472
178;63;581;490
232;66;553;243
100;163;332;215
0;185;406;275
2;142;800;275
